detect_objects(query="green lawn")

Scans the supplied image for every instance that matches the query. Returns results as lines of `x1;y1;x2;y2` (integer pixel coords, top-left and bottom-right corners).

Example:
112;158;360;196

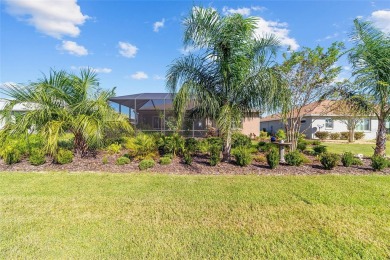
323;141;390;157
1;173;389;259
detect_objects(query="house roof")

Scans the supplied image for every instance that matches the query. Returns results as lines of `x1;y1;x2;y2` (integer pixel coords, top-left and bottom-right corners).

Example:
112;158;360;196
109;93;174;110
261;100;337;122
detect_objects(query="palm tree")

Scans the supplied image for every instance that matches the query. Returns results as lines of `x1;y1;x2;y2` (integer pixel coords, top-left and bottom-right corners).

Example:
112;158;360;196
0;68;132;157
349;19;390;156
166;7;281;161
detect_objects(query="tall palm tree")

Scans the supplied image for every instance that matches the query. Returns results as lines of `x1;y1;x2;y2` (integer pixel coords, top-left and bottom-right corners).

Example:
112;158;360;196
349;19;390;156
166;7;281;161
0;68;132;157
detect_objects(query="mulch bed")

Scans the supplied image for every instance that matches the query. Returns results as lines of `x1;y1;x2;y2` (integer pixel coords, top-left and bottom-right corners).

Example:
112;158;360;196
1;152;389;175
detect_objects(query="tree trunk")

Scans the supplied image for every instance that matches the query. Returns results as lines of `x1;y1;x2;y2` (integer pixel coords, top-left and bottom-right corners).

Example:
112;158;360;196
74;131;88;157
349;129;355;143
374;118;387;156
222;130;232;162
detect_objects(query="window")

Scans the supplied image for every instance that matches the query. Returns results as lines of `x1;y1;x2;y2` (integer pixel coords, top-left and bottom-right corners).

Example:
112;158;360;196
325;118;333;129
356;118;370;131
301;120;306;123
152;116;160;129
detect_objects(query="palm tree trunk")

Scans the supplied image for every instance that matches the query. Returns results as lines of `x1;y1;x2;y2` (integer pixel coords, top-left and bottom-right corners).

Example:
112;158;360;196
374;118;387;156
222;130;232;162
74;131;88;157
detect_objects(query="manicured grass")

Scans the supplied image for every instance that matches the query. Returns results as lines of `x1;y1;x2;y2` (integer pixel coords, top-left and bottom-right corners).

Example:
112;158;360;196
1;173;389;258
323;141;390;157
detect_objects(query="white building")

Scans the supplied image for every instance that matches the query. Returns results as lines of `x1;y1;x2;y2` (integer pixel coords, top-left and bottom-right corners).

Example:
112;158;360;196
260;100;390;140
0;99;32;128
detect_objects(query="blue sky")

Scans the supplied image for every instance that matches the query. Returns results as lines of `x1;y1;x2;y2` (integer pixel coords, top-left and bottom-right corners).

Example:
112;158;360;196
1;0;389;97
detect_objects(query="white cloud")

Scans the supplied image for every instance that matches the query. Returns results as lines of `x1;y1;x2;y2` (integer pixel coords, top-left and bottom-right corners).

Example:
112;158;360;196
71;66;112;73
4;0;88;39
222;6;266;16
254;17;299;51
118;41;138;58
59;41;88;56
131;71;148;80
153;18;165;32
317;32;340;42
179;45;199;55
370;10;390;33
343;66;351;71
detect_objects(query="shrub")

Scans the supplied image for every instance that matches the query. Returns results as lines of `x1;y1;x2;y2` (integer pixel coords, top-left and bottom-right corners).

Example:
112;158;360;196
340;132;349;140
56;149;73;164
285;151;304;166
297;141;308;152
311;140;321;146
352;158;363;166
102;156;108;164
258;142;277;153
1;145;22;165
160;156;172;165
275;129;286;140
259;131;269;140
139;159;155;170
126;134;158;159
314;131;329;140
106;143;122;154
185;138;198;153
197;139;210;154
209;144;221;166
183;151;193;165
207;137;223;148
313;145;327;155
354;132;365;140
253;154;266;163
371;156;388;171
58;133;74;150
266;147;279;169
330;133;340;140
232;147;252;167
320;152;339;170
116;156;130;165
341;152;354;167
29;149;46;166
231;133;251;148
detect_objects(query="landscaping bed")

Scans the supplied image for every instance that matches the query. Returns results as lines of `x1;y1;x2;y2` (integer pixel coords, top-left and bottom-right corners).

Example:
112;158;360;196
1;152;388;175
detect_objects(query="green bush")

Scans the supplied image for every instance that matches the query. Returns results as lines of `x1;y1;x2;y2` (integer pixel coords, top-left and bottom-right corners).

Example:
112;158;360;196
266;147;279;169
232;147;252;167
116;156;130;165
352;158;363;166
157;133;184;157
320;152;339;170
1;145;22;165
58;133;74;150
297;141;308;152
311;140;321;146
102;156;108;164
231;133;251;148
341;152;354;167
340;132;349;140
183;151;193;165
207;137;223;148
275;129;286;140
285;151;304;166
160;156;172;165
259;131;269;140
29;149;46;166
371;156;388;171
126;133;158;159
313;145;327;155
56;149;73;164
258;142;277;153
314;131;329;140
330;133;340;140
197;139;210;154
209;144;221;166
185;138;199;153
354;132;365;140
139;159;155;170
106;143;122;154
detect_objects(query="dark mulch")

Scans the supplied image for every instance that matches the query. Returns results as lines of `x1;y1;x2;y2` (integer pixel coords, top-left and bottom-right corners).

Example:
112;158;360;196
1;152;389;175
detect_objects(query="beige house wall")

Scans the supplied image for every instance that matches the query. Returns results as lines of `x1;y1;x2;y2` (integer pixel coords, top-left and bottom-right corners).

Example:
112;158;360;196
241;117;260;136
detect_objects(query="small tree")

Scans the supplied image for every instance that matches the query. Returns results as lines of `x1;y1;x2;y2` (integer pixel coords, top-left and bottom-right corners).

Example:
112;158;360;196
277;43;344;151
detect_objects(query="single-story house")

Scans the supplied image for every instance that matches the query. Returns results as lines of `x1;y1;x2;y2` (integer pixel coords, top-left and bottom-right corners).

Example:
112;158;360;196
109;93;260;137
260;100;390;140
0;99;32;129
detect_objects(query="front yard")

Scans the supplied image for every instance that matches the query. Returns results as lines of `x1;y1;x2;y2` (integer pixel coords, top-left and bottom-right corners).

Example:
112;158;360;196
1;173;389;259
322;140;390;157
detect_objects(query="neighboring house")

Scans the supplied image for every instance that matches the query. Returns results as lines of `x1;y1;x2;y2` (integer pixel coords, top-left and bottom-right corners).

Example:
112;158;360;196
260;100;390;140
0;99;32;129
109;93;260;137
